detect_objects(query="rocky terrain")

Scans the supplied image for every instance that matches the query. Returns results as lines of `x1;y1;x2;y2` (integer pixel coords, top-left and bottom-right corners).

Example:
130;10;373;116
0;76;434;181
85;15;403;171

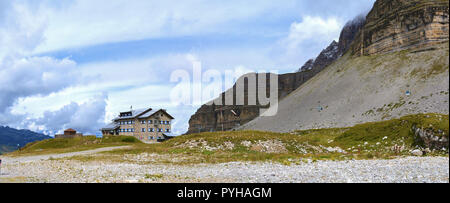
241;42;449;132
1;151;448;183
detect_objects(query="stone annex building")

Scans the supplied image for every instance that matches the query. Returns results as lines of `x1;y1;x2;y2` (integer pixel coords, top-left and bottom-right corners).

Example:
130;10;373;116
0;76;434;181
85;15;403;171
101;107;174;142
55;128;84;138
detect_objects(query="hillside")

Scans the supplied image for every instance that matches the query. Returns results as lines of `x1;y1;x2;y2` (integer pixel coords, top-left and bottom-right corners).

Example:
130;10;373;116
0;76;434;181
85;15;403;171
239;0;449;132
0;126;51;154
8;135;141;156
241;42;449;132
87;113;448;165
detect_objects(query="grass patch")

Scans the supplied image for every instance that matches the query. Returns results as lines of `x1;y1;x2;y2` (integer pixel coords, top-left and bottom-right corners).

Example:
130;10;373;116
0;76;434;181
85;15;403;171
97;114;448;165
7;136;142;156
15;114;447;164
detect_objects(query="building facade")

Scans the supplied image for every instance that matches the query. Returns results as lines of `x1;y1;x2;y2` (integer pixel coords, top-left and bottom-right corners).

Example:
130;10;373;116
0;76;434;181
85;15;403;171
101;107;174;142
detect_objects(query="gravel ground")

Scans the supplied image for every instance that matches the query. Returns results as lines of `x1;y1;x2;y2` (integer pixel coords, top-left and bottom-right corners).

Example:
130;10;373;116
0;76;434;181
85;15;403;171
0;146;131;164
0;151;448;183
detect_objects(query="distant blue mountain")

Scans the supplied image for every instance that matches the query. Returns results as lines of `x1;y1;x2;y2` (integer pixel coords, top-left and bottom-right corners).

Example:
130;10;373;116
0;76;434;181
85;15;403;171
0;126;51;154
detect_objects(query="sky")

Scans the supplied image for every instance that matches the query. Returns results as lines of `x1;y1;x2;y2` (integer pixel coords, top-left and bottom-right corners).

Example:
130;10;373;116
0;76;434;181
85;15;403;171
0;0;375;136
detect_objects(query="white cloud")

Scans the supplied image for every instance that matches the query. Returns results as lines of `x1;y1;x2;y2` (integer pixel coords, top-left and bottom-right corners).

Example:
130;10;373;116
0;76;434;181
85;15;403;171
33;93;108;135
2;0;376;135
0;1;78;114
281;16;343;57
0;1;102;135
33;0;291;53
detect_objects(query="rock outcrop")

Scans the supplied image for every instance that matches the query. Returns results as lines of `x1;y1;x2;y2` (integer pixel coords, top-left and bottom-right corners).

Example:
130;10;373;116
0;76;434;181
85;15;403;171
187;71;319;134
351;0;449;56
413;125;449;150
299;41;339;73
298;15;365;73
338;14;366;55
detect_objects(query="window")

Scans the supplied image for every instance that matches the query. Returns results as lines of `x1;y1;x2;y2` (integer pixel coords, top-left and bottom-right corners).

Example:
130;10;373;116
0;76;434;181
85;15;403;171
166;129;170;132
141;120;146;124
158;128;162;132
142;128;145;132
166;121;170;125
148;120;152;124
160;121;163;124
131;128;134;132
149;128;154;132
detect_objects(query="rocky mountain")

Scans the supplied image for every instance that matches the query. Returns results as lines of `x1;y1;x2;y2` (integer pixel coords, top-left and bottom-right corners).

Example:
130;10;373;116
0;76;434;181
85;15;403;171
187;15;366;134
338;14;366;55
0;126;51;154
188;0;449;134
298;15;365;72
240;0;449;132
351;0;449;56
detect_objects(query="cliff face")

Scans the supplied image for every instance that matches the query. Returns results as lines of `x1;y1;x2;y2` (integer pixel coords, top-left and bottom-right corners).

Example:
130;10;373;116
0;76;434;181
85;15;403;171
352;0;449;56
338;15;366;55
187;71;318;134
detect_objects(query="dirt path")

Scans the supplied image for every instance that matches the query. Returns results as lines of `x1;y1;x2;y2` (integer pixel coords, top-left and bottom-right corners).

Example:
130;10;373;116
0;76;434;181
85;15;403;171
0;146;131;164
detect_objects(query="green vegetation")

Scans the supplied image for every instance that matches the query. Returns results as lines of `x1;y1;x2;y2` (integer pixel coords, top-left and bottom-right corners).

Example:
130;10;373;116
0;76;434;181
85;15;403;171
145;174;164;179
95;113;449;165
8;136;142;156
11;114;448;165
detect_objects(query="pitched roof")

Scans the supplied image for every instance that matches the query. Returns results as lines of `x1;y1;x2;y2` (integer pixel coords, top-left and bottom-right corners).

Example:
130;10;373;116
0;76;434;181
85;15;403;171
111;107;174;122
163;132;177;137
101;123;120;130
138;109;157;118
138;109;174;119
113;107;152;121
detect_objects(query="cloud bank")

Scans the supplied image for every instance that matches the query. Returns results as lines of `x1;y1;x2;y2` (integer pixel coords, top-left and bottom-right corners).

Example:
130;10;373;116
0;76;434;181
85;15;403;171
1;0;375;135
